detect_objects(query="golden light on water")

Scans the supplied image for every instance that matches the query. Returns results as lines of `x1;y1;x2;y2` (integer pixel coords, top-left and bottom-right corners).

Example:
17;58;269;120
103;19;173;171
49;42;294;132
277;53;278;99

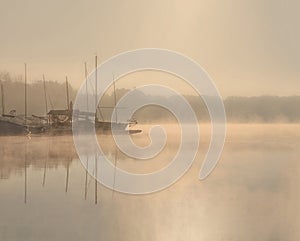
0;124;299;240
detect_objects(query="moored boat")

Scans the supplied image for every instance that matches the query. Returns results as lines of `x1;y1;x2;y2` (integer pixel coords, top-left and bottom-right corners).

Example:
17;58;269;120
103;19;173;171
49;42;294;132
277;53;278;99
0;114;46;136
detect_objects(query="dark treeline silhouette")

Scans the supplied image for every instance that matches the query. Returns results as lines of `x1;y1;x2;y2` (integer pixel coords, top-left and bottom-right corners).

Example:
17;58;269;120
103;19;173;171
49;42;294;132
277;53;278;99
0;72;76;115
125;94;300;123
0;73;299;122
224;96;300;123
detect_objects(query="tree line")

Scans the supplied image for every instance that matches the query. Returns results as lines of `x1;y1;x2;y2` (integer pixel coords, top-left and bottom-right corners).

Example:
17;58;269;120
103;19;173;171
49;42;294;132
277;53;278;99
0;74;299;123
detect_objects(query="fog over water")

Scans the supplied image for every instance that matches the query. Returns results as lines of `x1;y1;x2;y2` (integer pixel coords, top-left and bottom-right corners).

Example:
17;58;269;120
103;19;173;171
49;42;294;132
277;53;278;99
1;0;299;239
0;123;299;241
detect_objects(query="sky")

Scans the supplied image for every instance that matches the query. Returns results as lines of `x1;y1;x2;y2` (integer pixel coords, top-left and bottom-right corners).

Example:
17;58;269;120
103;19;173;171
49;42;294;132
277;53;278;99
0;0;299;97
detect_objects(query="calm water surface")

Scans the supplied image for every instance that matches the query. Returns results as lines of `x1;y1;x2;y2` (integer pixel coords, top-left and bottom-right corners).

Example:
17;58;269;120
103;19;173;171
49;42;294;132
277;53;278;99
0;124;299;241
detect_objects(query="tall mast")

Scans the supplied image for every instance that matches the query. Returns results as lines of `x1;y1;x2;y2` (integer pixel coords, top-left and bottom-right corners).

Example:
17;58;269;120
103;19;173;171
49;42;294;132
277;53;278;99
24;63;28;126
94;57;99;205
95;55;98;120
42;74;48;115
1;80;5;115
84;62;89;111
113;77;118;123
94;56;98;204
65;76;70;110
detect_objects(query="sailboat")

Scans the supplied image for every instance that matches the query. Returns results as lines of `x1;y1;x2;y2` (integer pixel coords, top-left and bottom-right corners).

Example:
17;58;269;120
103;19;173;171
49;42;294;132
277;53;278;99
0;79;27;135
46;56;141;135
93;56;141;134
0;57;141;136
85;56;139;133
0;64;47;136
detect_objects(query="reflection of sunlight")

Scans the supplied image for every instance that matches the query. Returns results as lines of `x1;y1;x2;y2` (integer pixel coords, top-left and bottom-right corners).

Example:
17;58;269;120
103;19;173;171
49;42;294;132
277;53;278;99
0;124;299;240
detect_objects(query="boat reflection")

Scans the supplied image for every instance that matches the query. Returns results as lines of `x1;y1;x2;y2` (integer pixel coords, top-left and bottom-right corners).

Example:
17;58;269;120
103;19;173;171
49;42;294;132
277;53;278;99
0;135;132;205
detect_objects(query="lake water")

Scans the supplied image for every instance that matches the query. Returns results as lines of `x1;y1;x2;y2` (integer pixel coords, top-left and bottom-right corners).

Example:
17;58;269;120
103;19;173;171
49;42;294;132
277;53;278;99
0;124;299;241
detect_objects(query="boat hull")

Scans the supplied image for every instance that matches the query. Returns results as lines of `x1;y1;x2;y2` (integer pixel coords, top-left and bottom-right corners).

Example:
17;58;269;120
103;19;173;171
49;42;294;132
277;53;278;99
0;119;28;136
44;121;141;136
0;119;45;136
0;119;141;136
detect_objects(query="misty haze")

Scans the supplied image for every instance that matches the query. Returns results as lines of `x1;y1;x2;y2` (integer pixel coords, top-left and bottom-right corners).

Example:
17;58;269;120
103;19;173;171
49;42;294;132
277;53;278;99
0;124;299;241
1;0;300;240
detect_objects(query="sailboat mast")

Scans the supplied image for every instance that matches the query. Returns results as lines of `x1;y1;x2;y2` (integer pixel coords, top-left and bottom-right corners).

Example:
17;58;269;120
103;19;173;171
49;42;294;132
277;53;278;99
42;75;48;115
113;77;118;123
65;76;70;110
94;56;98;204
24;63;28;126
84;62;89;111
95;55;98;120
0;80;5;115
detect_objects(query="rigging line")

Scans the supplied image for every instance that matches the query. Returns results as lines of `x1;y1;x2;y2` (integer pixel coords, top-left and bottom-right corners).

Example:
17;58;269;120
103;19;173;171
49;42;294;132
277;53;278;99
47;93;54;110
112;74;118;123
